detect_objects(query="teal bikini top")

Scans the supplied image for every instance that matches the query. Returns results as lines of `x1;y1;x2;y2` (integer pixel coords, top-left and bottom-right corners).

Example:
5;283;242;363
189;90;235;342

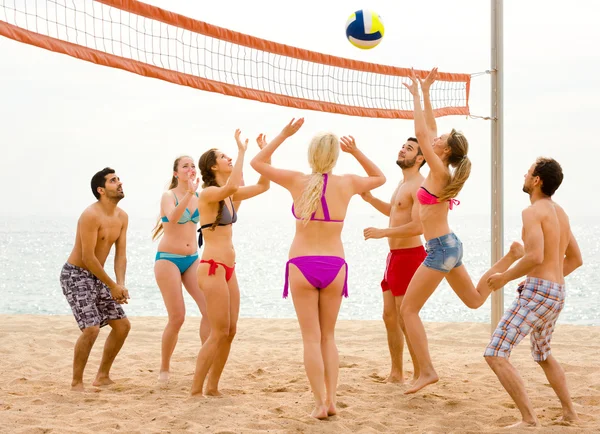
161;192;199;224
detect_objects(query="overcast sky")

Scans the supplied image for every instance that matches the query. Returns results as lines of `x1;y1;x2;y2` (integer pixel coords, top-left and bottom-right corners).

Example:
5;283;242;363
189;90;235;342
1;0;598;224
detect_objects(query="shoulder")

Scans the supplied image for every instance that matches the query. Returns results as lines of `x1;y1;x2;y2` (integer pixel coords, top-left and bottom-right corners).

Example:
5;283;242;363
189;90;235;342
117;208;129;224
79;204;100;225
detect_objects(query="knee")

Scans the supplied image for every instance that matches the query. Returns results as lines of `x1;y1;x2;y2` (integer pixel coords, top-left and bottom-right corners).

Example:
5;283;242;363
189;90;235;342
400;303;417;319
382;309;397;328
168;312;186;330
211;326;231;343
484;355;502;369
81;326;100;340
227;326;237;342
117;318;131;336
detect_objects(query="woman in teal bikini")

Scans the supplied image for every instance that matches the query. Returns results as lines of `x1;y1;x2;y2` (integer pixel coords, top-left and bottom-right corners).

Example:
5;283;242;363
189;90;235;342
152;155;210;384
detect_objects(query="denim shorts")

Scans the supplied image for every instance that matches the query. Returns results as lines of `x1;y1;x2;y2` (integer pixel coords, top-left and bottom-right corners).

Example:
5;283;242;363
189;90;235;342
422;232;463;273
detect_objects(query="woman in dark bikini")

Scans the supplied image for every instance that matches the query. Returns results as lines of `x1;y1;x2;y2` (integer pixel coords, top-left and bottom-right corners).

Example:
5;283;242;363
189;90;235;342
190;130;270;397
251;118;385;419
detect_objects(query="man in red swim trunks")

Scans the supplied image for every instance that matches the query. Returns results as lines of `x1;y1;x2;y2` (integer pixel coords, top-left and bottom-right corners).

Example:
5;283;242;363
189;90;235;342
362;137;426;383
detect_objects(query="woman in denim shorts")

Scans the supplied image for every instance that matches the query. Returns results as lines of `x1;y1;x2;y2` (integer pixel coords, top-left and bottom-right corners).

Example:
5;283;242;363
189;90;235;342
400;69;525;394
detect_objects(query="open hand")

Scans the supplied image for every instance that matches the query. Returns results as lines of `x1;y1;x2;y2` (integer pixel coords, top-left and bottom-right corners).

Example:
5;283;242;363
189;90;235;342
419;67;438;93
402;68;420;96
340;135;358;154
187;172;200;192
281;118;304;138
234;129;249;152
256;133;268;149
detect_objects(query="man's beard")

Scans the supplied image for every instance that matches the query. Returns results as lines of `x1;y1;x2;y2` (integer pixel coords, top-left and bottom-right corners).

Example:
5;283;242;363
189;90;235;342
397;155;417;169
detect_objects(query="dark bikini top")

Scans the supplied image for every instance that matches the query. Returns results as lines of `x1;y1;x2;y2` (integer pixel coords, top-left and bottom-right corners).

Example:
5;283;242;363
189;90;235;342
291;173;344;223
197;197;237;248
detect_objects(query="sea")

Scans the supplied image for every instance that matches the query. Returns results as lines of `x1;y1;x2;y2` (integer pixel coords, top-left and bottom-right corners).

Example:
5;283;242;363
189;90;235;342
1;213;598;326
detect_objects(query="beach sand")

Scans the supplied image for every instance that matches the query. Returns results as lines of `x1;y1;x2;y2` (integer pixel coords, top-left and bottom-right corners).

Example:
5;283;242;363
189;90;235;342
0;315;598;433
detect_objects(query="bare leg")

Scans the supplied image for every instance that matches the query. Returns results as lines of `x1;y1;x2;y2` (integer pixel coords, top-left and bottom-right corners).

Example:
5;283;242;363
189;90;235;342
485;356;539;426
446;242;525;309
537;356;579;422
400;265;445;394
93;318;131;386
289;265;328;420
155;260;186;382
396;295;418;382
181;260;211;345
205;272;240;396
382;290;404;383
71;326;100;391
190;264;231;396
318;266;345;416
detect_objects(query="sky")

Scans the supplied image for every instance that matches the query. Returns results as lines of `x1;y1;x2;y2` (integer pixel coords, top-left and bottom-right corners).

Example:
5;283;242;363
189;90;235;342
1;0;599;224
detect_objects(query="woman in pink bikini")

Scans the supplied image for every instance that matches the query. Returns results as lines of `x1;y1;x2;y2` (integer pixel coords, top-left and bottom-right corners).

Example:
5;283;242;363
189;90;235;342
251;118;385;419
190;129;271;397
400;68;524;394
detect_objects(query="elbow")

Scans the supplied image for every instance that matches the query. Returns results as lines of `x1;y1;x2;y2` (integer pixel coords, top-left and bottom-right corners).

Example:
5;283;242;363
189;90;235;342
530;252;544;266
374;175;386;188
250;158;263;173
81;254;93;269
412;223;424;237
575;256;583;269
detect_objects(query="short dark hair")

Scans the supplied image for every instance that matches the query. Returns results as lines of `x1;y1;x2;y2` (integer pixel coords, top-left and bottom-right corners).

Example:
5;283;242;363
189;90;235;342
91;167;115;200
407;137;426;168
532;157;563;197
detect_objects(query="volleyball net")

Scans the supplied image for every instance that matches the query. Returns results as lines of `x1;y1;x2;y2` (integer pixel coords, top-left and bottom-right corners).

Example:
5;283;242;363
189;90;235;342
0;0;471;119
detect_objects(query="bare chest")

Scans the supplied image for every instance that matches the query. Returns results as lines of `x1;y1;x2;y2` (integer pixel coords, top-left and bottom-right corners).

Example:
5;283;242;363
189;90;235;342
97;218;122;245
390;184;413;214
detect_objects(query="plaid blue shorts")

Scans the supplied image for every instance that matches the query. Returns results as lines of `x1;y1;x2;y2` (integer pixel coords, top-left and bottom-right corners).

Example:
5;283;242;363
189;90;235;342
484;277;565;362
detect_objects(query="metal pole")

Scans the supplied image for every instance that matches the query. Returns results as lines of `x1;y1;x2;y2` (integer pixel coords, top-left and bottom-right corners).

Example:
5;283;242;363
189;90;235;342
490;0;504;330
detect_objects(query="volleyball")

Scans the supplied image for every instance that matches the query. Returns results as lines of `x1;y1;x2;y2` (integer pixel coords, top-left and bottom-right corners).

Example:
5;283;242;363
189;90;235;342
345;9;385;50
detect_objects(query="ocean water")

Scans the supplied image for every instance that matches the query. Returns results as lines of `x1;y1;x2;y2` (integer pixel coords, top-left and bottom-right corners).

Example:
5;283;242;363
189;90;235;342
0;213;598;325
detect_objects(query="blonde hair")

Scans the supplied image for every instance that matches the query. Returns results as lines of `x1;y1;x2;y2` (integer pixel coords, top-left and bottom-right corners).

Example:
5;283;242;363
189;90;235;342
438;129;471;202
295;133;340;223
151;155;193;241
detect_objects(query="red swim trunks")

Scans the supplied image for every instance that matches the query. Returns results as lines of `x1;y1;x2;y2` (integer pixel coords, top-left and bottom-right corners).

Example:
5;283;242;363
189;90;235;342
381;246;426;297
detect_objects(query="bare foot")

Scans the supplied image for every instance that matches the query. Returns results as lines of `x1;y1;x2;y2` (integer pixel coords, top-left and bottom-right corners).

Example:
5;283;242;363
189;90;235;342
555;414;580;425
71;382;85;392
92;376;115;387
311;404;328;420
158;371;169;384
505;420;540;429
404;372;438;394
509;242;525;260
326;401;337;416
385;373;405;384
204;389;223;397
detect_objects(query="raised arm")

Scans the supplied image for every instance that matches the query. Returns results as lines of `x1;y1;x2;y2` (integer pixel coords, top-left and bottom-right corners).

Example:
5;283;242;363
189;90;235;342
201;129;247;203
340;136;386;194
233;133;271;202
113;211;130;302
361;191;391;216
420;67;439;138
488;208;544;289
564;229;583;277
161;174;200;223
250;118;305;190
79;211;127;302
403;70;446;177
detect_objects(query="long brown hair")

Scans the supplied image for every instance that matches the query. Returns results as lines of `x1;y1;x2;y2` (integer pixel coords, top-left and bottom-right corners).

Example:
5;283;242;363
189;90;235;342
295;133;339;224
198;148;225;231
151;156;192;241
438;129;471;202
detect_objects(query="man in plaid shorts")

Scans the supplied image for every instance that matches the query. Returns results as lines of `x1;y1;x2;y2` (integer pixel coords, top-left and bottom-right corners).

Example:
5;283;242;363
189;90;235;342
60;168;131;391
484;158;582;428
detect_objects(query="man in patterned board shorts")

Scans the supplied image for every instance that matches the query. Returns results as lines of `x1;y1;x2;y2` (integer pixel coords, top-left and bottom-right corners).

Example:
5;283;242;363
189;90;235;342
484;158;583;428
60;167;131;391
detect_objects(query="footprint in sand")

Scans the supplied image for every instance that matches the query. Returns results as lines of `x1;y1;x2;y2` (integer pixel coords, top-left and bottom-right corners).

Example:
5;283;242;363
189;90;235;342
368;373;386;383
339;362;358;368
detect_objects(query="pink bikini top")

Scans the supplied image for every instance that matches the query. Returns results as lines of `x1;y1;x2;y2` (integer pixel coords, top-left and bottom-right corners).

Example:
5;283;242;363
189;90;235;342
417;186;460;210
291;173;344;222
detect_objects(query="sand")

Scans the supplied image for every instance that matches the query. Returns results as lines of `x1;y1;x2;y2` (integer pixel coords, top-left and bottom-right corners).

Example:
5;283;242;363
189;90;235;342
0;315;598;433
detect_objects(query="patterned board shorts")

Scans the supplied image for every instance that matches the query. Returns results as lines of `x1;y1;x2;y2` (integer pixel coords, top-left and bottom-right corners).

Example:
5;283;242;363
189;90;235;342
59;262;127;330
484;277;565;362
